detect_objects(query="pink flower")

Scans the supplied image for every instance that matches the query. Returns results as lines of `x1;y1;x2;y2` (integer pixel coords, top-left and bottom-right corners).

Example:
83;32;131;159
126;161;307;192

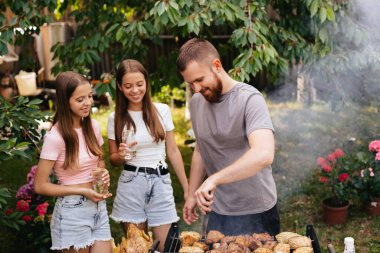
22;215;32;222
16;184;33;200
16;200;30;212
327;153;336;162
4;209;13;216
322;164;332;173
27;165;37;185
369;140;380;152
319;176;328;183
360;169;364;178
316;157;328;166
333;149;345;158
339;173;349;182
36;202;49;216
376;152;380;161
369;168;375;177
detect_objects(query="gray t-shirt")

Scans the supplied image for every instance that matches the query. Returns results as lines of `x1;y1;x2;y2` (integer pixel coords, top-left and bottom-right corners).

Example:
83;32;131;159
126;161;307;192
190;82;277;215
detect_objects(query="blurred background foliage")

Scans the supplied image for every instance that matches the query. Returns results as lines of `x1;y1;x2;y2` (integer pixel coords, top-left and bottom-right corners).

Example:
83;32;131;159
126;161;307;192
1;0;348;89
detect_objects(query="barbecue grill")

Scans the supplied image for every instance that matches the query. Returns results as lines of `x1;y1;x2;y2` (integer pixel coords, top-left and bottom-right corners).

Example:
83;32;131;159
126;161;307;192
148;223;321;253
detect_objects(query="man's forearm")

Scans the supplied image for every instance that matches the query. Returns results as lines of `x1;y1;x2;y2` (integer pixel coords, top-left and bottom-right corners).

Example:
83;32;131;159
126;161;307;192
188;146;207;196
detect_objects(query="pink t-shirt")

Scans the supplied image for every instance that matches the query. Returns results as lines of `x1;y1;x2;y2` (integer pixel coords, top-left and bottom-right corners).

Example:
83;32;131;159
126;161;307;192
40;119;104;185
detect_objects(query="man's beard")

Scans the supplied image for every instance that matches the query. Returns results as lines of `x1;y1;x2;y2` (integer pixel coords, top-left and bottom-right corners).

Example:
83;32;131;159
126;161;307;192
200;75;223;103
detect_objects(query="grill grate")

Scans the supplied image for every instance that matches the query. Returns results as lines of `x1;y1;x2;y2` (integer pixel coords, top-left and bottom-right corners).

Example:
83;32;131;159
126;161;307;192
159;223;321;253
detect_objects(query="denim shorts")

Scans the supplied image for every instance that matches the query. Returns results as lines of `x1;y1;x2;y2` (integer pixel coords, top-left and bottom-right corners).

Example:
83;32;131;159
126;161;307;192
110;169;179;227
50;195;112;251
206;204;280;236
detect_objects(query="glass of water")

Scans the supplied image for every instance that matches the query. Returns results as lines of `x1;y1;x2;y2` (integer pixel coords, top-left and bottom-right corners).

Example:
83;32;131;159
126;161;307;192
92;167;109;195
122;128;136;161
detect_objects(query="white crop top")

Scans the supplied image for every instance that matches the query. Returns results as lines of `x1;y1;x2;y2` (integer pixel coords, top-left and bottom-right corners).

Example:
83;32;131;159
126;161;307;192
107;103;174;168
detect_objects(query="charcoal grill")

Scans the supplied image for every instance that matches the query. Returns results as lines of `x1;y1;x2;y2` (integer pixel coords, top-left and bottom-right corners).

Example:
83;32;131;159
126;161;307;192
155;223;321;253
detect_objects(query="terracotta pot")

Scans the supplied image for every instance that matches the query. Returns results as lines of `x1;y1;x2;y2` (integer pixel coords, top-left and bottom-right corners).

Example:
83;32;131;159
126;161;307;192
322;198;349;225
364;197;380;216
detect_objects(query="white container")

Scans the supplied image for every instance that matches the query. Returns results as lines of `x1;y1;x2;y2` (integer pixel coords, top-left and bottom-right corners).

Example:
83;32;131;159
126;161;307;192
343;237;355;253
15;71;37;96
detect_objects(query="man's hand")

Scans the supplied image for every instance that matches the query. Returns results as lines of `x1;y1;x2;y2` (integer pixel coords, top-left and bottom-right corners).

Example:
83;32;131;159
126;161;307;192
195;176;216;215
183;196;199;225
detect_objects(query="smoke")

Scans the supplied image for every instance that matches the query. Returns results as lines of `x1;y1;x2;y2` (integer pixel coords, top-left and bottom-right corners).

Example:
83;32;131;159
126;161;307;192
310;0;380;108
269;0;380;200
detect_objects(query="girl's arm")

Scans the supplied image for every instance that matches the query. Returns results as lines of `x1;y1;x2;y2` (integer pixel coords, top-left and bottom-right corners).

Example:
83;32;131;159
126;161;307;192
166;131;189;200
34;159;109;202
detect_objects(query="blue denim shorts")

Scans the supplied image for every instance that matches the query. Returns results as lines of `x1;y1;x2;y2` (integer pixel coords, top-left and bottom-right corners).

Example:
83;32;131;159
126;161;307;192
110;169;179;227
50;195;112;251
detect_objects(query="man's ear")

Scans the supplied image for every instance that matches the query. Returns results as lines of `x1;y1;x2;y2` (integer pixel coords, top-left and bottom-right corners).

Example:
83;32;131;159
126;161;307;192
211;59;222;72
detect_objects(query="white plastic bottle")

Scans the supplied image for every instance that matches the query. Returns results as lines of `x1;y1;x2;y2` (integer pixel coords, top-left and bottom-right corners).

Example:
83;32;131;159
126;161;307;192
343;237;355;253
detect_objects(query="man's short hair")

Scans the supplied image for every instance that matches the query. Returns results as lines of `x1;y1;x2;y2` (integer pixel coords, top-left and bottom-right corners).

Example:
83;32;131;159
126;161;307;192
176;38;221;72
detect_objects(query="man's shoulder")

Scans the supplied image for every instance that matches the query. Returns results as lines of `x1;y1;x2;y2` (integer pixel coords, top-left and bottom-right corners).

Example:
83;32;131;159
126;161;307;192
235;82;262;97
190;93;204;106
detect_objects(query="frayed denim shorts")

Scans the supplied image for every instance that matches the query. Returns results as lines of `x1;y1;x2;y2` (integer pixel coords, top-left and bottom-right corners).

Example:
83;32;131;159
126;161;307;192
110;169;179;227
50;195;111;251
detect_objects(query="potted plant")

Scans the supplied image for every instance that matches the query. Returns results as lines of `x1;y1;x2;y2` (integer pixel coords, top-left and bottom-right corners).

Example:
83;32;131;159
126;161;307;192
352;140;380;216
316;148;353;225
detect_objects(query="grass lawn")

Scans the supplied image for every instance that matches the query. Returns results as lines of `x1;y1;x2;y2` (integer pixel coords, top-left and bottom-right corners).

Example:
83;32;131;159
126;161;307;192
1;102;379;252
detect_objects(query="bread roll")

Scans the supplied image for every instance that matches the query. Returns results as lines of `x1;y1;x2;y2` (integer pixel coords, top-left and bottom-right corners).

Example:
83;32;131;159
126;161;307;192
275;232;301;243
293;246;314;253
273;243;290;253
288;236;312;249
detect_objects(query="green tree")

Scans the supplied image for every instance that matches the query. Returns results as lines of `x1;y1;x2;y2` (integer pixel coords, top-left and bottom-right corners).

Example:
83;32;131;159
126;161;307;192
1;0;347;86
0;0;57;54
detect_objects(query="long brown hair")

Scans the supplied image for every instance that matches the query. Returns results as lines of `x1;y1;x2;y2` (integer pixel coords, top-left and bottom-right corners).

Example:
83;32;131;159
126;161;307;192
114;59;165;145
54;71;103;169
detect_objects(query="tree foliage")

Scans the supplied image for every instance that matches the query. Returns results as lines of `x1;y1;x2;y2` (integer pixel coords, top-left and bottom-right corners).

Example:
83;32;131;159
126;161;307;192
0;0;57;54
1;0;348;85
0;96;50;162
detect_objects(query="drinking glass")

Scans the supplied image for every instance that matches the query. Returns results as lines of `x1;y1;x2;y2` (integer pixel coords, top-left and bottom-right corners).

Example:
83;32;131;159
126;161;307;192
122;128;136;161
92;167;109;194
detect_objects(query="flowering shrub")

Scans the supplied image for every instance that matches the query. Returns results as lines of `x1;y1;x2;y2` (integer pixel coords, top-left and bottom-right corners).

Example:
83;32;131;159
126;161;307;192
3;165;54;252
351;140;380;203
316;148;354;206
0;187;25;230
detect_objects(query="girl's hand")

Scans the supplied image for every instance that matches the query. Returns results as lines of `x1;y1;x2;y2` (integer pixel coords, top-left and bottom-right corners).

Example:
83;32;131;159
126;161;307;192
82;188;112;202
101;168;110;187
118;142;138;160
118;143;128;160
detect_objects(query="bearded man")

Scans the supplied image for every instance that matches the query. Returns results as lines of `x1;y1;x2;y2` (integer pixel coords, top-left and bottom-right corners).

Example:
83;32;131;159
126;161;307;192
177;38;280;236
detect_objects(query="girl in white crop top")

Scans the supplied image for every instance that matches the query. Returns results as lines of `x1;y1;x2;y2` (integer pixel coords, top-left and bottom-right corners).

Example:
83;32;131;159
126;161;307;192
34;71;112;253
108;59;188;252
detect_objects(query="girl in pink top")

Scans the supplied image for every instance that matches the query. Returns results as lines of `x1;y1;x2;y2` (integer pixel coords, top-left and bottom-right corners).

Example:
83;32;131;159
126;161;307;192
34;71;112;253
